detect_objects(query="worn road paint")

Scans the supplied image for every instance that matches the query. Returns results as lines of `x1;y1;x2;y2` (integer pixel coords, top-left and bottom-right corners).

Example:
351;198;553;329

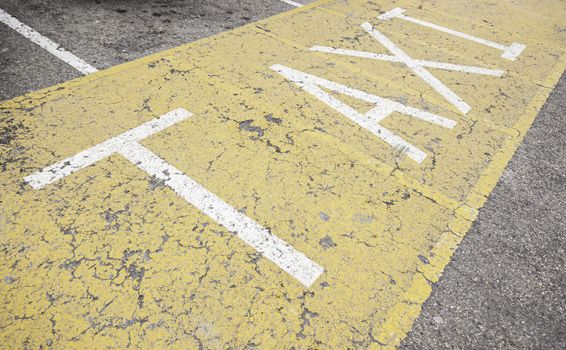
361;22;473;114
24;109;191;189
1;0;565;348
119;141;324;287
279;0;304;7
310;46;505;76
25;108;323;286
271;63;456;163
378;7;527;61
0;8;97;75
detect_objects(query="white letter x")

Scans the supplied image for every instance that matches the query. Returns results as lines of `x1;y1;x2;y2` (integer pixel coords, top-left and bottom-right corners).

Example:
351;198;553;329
311;22;506;115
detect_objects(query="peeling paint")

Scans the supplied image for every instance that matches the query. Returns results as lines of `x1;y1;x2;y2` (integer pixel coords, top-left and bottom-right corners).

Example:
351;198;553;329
1;0;565;348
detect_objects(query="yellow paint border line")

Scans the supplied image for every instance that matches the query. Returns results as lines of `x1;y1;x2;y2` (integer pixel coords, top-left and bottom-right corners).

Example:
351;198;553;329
375;54;566;349
1;0;565;348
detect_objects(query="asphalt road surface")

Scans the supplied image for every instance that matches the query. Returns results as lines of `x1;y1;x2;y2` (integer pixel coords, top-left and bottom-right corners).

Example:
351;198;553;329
1;0;564;348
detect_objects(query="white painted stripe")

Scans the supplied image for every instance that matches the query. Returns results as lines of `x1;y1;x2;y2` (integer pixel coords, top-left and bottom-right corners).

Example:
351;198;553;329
378;7;526;61
271;64;456;163
377;7;406;21
0;8;97;74
278;0;303;7
364;105;392;124
24;108;190;189
501;42;527;61
25;108;323;287
310;46;505;76
362;22;471;114
119;141;324;287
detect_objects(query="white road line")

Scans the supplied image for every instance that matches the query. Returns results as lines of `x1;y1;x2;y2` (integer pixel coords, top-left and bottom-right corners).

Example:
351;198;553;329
378;7;526;61
24;108;189;189
310;46;505;76
362;22;471;114
120;141;323;287
278;0;303;8
0;8;97;75
24;108;323;287
271;64;456;163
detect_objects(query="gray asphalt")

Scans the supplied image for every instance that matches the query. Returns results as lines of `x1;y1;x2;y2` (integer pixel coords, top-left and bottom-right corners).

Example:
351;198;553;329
1;1;564;348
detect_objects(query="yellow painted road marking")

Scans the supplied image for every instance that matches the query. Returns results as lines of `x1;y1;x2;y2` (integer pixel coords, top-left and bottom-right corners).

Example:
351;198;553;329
1;0;565;348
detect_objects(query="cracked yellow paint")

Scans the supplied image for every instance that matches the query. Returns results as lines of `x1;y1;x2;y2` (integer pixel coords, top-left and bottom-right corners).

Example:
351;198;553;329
1;0;565;348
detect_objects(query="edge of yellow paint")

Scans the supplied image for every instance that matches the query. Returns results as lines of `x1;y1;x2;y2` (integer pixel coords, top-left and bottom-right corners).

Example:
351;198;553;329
376;54;566;349
0;0;331;106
